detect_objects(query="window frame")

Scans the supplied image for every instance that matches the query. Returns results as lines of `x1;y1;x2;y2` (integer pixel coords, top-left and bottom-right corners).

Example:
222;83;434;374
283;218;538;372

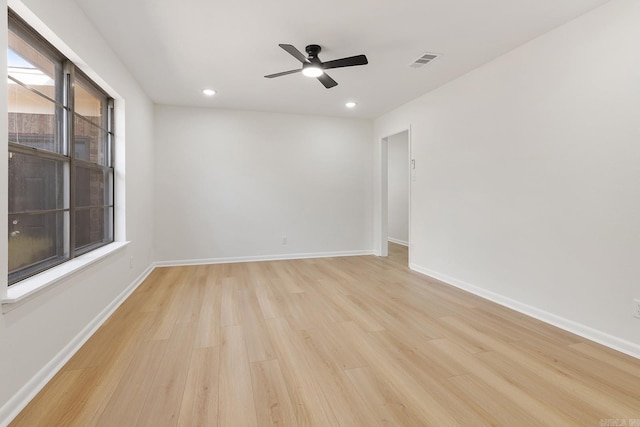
7;9;115;285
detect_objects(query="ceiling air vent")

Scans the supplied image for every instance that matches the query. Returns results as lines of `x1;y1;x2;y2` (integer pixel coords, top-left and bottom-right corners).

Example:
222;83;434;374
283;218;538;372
410;52;439;68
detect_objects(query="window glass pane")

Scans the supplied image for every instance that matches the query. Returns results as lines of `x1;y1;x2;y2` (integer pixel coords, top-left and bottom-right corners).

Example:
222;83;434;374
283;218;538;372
74;80;103;125
7;10;114;285
75;207;111;251
7;29;58;99
8;83;63;153
74;115;107;164
9;151;65;213
75;166;112;207
8;211;67;281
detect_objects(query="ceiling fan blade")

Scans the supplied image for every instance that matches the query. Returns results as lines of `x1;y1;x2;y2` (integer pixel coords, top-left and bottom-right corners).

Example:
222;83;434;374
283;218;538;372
279;44;308;63
322;54;368;70
317;72;338;89
264;69;301;78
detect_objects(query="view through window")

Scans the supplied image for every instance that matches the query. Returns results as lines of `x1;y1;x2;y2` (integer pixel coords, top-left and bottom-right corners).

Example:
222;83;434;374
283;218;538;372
7;10;114;284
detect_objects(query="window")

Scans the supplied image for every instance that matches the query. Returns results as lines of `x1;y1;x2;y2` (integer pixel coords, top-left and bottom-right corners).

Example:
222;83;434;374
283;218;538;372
7;10;114;285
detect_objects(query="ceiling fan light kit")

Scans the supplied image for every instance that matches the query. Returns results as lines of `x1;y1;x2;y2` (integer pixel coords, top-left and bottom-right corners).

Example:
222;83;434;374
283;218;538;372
302;63;324;77
265;43;368;89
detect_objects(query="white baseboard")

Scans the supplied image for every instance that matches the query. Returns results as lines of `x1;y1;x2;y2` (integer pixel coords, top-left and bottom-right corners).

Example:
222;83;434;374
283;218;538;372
0;265;155;427
155;250;375;267
410;263;640;360
388;238;408;246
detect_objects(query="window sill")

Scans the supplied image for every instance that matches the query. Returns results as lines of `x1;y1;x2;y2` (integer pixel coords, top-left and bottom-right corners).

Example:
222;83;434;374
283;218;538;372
2;241;129;310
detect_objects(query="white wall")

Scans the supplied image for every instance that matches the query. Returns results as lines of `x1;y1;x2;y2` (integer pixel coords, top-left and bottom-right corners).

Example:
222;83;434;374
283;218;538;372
375;0;640;356
154;106;373;263
0;0;156;421
387;131;409;245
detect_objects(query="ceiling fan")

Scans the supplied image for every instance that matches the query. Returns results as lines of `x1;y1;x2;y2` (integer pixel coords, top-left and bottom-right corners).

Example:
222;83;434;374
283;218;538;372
264;44;368;89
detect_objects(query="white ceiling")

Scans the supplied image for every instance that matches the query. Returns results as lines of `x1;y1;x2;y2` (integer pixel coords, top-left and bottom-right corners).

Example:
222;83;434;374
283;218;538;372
73;0;609;119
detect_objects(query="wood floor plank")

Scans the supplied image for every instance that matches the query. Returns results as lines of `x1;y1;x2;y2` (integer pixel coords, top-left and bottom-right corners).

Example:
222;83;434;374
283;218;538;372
253;283;280;320
96;339;167;427
509;337;640;414
295;328;380;427
312;279;386;332
148;267;191;341
370;328;467;381
137;318;197;426
302;321;368;371
250;359;298;427
447;374;543;426
175;264;208;324
339;321;460;426
63;315;156;426
220;277;244;327
301;283;349;324
138;267;181;314
367;329;487;426
344;366;426;426
10;244;640;426
353;287;449;341
441;315;640;419
10;369;86;427
63;299;149;371
429;338;579;425
177;347;220;427
477;349;624;423
570;341;640;377
264;317;340;426
194;265;224;349
218;325;258;427
240;288;276;362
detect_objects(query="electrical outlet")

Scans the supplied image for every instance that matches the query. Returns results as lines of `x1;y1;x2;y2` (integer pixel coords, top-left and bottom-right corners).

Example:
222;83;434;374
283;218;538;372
633;299;640;319
281;235;287;245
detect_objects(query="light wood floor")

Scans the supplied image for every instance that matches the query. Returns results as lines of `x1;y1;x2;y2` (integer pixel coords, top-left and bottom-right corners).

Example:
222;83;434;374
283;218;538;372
11;244;640;426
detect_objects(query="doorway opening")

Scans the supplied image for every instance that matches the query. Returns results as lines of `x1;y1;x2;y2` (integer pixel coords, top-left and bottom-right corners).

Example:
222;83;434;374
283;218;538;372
380;129;411;265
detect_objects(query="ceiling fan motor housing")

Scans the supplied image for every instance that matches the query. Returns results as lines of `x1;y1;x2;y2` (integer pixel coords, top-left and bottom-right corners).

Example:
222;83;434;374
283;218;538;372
305;44;322;59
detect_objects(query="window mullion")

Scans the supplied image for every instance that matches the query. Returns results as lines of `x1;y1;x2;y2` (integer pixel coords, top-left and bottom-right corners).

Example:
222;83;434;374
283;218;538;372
108;99;114;168
65;61;76;259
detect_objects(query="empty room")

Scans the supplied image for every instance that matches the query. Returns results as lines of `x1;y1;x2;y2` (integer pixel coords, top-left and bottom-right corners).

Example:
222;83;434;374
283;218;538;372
1;0;639;425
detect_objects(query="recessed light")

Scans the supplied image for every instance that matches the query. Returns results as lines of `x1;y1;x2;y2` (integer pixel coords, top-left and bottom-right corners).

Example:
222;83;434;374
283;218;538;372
345;101;357;108
202;89;216;96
